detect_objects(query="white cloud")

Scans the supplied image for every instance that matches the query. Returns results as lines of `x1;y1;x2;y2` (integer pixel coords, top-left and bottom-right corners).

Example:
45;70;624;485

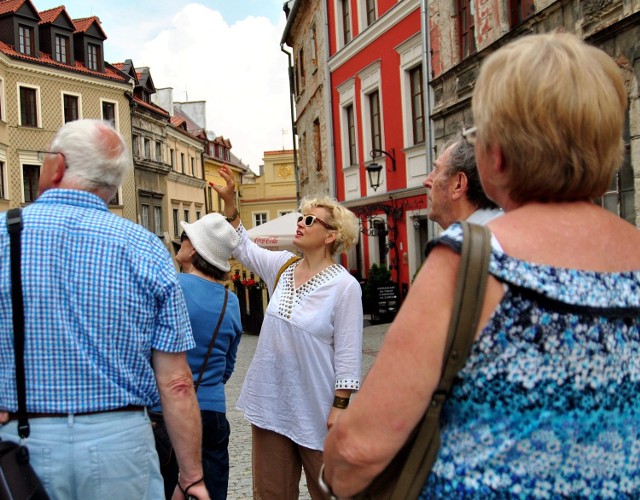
135;4;293;172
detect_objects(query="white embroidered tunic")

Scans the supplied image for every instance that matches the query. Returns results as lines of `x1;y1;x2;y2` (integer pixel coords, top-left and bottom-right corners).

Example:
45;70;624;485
233;224;363;450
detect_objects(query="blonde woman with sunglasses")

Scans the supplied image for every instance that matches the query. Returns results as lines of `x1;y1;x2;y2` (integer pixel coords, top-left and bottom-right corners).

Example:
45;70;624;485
213;165;362;499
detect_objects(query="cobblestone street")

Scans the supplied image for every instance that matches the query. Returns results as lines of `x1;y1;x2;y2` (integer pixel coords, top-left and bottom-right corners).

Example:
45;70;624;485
225;321;390;499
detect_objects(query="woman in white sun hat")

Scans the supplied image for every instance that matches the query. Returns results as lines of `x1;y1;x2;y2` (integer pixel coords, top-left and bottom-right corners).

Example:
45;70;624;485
156;212;243;500
212;164;363;499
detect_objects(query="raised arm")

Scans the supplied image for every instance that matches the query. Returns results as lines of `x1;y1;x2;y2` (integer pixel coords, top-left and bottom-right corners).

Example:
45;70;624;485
211;164;241;229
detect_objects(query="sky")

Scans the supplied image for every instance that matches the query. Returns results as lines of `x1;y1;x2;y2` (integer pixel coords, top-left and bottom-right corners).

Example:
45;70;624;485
34;0;292;173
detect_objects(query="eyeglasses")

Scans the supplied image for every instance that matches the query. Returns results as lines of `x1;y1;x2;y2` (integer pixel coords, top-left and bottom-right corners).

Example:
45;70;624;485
462;126;477;146
37;151;65;163
297;214;335;230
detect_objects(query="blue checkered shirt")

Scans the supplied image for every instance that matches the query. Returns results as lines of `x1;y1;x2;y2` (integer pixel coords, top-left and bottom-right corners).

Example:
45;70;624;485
0;189;194;413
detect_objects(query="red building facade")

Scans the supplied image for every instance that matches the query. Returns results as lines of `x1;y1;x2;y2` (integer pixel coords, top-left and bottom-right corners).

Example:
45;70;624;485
327;0;430;300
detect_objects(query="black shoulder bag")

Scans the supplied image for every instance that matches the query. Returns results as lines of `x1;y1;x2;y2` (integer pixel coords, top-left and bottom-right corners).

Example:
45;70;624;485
0;208;51;500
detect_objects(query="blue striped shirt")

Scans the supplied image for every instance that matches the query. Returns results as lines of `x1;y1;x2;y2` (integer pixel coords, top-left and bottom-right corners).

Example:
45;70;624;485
0;189;194;413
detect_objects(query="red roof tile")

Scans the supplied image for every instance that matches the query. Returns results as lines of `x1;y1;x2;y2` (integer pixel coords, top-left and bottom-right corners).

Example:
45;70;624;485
38;6;64;23
133;95;169;117
170;116;186;128
0;40;127;82
72;15;106;38
0;0;27;16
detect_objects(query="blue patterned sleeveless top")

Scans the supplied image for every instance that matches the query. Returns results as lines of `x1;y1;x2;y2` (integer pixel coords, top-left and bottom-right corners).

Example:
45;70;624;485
420;223;640;499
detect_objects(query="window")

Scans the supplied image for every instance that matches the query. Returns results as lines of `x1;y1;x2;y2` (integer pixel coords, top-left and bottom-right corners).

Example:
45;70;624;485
310;24;318;66
87;43;100;71
341;0;352;45
154;206;163;235
458;0;476;59
191;157;195;176
313;118;322;172
510;0;535;27
369;90;382;153
18;25;34;56
409;66;425;145
170;148;175;168
102;101;116;128
366;0;376;26
132;135;139;157
254;213;268;227
173;208;179;236
63;94;79;123
144;138;151;159
196;211;201;220
184;210;190;223
0;161;5;199
298;48;306;90
23;164;39;203
0;78;4;121
155;142;162;161
180;153;185;174
108;190;120;205
207;186;213;211
19;86;38;127
346;104;356;166
54;34;70;64
595;118;634;224
141;204;150;229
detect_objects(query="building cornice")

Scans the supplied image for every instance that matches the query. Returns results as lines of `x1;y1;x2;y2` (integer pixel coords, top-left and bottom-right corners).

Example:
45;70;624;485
341;185;426;209
0;52;133;91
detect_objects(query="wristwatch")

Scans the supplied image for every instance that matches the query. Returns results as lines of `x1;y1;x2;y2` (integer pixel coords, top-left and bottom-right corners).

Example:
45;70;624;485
225;208;239;222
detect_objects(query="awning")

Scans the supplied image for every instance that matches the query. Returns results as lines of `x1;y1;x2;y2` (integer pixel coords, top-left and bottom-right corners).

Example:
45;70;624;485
246;211;301;252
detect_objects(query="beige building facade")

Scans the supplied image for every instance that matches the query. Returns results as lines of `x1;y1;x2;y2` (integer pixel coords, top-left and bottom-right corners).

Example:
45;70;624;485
239;149;298;230
0;3;134;219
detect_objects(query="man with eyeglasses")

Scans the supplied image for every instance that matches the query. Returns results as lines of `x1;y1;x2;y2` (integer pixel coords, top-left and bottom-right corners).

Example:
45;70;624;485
423;133;502;230
0;119;208;500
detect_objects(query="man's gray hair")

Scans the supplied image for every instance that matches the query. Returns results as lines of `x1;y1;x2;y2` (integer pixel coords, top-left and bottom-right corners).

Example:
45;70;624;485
50;119;131;196
445;135;498;210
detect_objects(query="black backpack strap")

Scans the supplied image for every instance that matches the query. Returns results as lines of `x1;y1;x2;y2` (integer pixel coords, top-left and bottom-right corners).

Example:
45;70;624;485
7;208;30;439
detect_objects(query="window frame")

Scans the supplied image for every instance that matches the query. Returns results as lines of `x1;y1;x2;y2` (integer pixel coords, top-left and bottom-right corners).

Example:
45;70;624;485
457;0;477;60
87;43;100;71
18;24;35;56
509;0;535;27
101;100;117;129
18;84;40;128
54;34;70;64
173;208;179;236
0;160;5;199
409;65;425;145
62;92;81;123
340;0;352;47
253;212;268;227
22;163;40;203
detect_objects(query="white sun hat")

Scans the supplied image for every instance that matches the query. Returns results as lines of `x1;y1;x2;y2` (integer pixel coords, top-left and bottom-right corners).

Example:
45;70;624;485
180;213;240;271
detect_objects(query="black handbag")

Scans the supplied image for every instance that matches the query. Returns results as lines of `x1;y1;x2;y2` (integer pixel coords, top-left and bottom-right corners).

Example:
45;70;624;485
353;221;492;500
1;208;50;500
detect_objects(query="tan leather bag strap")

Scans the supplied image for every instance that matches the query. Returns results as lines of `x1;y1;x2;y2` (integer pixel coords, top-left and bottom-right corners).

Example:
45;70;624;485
273;255;302;290
391;221;492;499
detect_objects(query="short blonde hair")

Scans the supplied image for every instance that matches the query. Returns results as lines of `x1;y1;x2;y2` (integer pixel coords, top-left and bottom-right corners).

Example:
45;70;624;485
472;32;627;203
299;196;359;255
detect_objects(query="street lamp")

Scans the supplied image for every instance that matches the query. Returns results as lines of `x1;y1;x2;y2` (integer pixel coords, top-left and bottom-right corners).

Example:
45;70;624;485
366;148;396;191
365;162;383;191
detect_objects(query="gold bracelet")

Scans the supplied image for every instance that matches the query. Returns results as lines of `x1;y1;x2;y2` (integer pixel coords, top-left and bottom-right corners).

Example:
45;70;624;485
225;208;239;222
333;395;350;409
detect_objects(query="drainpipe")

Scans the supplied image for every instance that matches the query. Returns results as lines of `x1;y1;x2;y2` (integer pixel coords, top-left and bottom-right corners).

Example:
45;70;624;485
421;0;437;240
321;0;337;198
280;44;301;206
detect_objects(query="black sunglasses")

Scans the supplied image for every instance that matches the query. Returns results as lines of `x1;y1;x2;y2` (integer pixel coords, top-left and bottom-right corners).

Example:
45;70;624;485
297;214;335;230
